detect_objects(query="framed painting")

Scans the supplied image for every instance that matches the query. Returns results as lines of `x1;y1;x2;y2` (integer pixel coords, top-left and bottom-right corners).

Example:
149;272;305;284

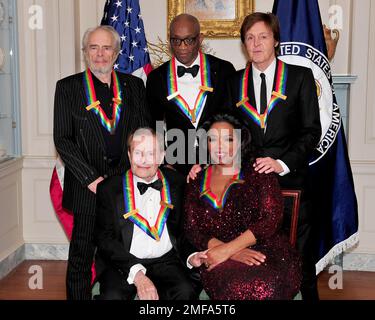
168;0;254;38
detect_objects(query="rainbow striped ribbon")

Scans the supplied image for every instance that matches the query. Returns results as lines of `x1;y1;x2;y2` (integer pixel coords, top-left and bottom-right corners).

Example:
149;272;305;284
236;60;288;129
83;69;123;134
200;166;244;211
167;52;213;124
122;169;174;242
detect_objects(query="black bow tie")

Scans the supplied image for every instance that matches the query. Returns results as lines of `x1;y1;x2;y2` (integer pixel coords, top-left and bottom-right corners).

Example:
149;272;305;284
137;179;163;195
177;65;200;78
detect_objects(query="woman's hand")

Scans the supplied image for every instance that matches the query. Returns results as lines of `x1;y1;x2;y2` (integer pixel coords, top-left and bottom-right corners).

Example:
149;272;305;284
187;164;202;183
230;248;266;266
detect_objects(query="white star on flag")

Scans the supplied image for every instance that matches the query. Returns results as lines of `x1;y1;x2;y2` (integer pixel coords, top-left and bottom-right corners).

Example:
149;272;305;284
111;14;118;22
135;27;141;33
115;0;122;7
132;41;138;47
129;55;134;61
127;7;132;13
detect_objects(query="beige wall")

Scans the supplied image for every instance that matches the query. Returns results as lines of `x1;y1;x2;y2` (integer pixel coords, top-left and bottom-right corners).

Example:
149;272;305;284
0;0;373;262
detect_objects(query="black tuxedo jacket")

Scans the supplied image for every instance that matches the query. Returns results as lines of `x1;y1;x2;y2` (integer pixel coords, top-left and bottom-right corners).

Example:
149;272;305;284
94;167;195;278
146;54;235;175
53;71;150;214
227;60;321;189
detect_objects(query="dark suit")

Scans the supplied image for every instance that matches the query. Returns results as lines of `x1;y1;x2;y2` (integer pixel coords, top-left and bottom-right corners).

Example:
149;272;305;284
94;168;199;300
53;70;150;300
146;54;235;175
227;59;321;300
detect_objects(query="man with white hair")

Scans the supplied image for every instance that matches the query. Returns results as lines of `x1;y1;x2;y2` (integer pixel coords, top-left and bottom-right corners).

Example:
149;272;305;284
94;127;206;300
53;25;150;300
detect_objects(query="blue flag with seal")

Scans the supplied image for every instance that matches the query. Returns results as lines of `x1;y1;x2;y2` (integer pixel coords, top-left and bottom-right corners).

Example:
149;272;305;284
272;0;358;274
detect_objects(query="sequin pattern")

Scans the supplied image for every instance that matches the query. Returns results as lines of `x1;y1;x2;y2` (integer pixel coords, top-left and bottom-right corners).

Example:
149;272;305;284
184;163;302;300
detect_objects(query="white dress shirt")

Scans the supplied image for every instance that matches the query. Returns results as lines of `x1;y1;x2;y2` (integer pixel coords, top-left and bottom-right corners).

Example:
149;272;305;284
127;174;173;284
252;59;290;176
175;55;207;128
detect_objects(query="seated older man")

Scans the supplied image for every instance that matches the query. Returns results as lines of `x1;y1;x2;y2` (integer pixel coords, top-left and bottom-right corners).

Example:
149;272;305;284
94;127;206;300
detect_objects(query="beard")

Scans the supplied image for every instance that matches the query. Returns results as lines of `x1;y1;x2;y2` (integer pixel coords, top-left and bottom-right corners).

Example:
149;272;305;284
84;53;117;76
87;61;114;75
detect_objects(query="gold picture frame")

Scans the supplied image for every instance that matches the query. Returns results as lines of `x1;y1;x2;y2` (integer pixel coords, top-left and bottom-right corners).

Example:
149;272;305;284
168;0;254;38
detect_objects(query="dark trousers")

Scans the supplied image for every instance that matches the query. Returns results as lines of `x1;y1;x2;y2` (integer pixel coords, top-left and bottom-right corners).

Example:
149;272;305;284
96;251;198;300
66;212;96;300
283;195;319;301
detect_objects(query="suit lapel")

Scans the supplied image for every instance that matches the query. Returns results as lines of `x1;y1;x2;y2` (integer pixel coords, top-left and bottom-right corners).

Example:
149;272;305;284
117;183;134;251
79;72;106;150
246;67;265;141
197;56;217;126
264;59;287;138
118;77;132;165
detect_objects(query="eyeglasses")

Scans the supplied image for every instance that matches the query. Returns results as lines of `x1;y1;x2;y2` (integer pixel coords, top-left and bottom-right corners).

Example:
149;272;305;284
169;35;199;47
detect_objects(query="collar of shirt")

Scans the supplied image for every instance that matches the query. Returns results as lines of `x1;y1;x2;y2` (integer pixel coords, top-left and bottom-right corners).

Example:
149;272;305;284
133;173;159;188
175;54;201;79
252;58;277;86
173;54;206;127
132;172;160;219
90;69;113;90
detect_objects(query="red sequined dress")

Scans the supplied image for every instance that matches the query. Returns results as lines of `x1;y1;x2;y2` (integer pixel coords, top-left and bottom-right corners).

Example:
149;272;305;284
184;163;302;300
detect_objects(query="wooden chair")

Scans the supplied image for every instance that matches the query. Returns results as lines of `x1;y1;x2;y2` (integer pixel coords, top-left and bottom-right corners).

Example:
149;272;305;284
281;189;301;248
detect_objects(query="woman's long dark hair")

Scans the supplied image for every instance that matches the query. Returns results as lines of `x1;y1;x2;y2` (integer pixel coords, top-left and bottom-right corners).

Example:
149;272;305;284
198;113;254;164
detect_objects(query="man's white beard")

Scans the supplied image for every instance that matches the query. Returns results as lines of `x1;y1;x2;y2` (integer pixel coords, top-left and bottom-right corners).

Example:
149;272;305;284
89;63;114;75
84;56;116;75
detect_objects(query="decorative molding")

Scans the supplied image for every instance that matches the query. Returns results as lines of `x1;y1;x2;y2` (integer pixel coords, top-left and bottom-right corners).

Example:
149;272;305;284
351;160;375;174
332;75;358;84
22;156;57;169
24;244;69;261
343;253;375;272
0;244;24;280
0;157;23;179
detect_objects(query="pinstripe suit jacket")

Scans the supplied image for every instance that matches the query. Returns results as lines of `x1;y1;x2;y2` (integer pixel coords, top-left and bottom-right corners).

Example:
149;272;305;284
53;70;150;215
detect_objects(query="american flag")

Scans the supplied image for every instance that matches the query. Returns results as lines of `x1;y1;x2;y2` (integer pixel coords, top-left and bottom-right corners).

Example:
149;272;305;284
101;0;153;82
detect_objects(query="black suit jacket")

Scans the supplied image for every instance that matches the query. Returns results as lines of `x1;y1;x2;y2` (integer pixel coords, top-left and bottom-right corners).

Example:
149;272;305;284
53;71;150;214
146;54;236;175
94;167;195;278
227;60;321;189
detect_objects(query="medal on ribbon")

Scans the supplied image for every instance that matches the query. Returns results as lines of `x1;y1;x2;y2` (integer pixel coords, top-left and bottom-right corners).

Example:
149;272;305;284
122;169;174;242
236;60;288;129
167;52;213;124
83;69;123;134
200;166;244;211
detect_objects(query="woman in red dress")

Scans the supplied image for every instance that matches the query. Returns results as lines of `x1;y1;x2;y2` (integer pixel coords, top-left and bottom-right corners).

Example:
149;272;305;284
184;113;301;300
